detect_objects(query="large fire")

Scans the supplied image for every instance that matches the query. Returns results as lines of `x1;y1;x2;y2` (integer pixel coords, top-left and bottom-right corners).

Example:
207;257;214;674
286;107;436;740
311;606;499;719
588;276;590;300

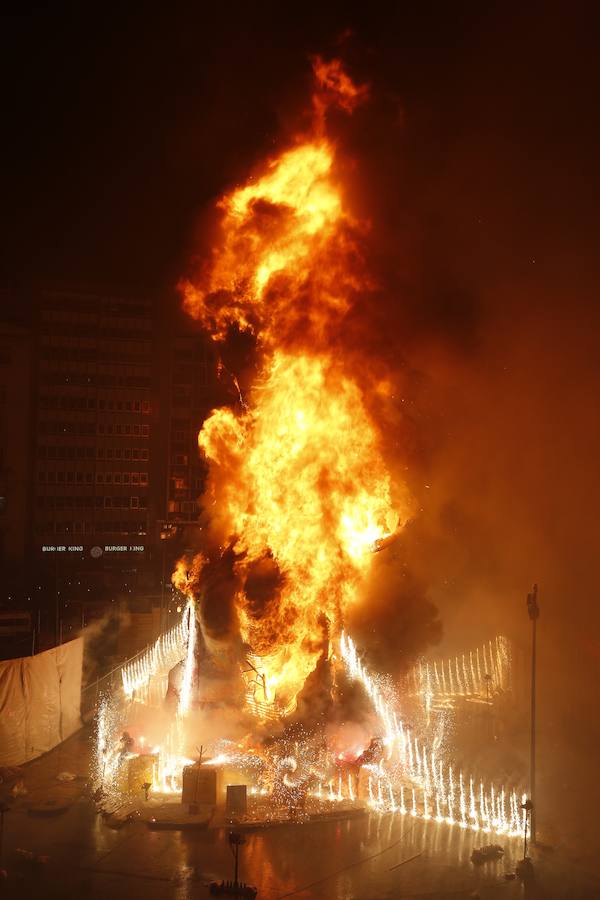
180;58;409;710
92;57;529;848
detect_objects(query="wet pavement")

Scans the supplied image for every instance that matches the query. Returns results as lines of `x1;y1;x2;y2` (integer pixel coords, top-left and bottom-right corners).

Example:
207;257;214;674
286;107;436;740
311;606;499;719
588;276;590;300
1;729;599;899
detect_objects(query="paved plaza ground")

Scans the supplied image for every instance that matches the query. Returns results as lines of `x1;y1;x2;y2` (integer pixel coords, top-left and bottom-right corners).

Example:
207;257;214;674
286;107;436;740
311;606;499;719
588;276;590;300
0;728;598;899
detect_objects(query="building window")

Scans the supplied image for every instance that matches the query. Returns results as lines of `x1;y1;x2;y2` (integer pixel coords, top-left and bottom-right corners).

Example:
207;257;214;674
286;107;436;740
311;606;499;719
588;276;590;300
140;472;148;485
96;473;104;483
131;496;139;508
141;449;149;461
141;425;149;436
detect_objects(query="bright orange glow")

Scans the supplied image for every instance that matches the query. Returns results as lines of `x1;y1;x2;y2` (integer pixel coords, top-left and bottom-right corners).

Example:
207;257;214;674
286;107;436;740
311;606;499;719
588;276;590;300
181;138;361;348
312;55;369;117
181;58;409;711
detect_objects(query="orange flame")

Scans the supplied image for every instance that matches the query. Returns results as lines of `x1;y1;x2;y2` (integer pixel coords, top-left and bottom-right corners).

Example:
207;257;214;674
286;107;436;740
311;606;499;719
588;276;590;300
181;58;410;710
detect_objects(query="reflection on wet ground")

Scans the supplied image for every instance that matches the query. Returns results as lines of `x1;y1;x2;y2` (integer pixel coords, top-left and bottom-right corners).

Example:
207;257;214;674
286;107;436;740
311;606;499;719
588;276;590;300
0;729;596;900
5;792;598;900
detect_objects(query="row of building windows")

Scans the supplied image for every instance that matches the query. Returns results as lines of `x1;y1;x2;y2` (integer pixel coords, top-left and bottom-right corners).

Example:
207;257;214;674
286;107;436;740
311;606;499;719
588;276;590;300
167;500;200;514
41;323;152;339
36;495;147;509
40;346;150;362
97;472;148;485
38;471;148;485
36;520;148;535
98;423;149;436
38;396;151;413
38;422;150;436
41;296;151;317
40;374;151;388
38;421;96;435
170;475;204;491
38;446;150;461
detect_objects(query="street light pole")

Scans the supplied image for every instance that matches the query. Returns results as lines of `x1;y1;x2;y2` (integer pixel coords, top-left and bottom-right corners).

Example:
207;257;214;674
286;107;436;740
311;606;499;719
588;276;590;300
526;583;540;844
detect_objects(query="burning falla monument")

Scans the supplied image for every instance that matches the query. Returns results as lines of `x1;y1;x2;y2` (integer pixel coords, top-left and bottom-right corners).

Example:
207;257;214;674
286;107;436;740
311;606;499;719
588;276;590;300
94;59;526;837
175;55;408;726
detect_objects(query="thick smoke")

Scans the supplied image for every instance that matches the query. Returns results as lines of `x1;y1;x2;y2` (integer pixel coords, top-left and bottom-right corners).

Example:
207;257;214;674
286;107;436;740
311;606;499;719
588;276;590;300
178;42;600;855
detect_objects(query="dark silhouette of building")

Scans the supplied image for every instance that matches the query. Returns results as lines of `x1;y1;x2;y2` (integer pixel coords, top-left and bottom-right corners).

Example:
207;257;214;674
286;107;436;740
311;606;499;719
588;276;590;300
0;286;220;648
32;289;158;576
0;321;33;572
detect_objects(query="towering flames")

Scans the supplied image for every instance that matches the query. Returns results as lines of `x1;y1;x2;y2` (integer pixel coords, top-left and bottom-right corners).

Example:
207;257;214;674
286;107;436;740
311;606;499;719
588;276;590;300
180;58;410;711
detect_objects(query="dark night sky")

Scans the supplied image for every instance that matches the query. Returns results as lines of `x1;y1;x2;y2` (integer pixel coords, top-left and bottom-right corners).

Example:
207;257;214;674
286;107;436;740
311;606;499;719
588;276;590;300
2;5;597;292
2;3;600;851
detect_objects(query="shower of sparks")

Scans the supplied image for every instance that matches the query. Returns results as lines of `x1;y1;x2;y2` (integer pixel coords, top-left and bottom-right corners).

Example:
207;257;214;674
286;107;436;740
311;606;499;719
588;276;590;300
121;613;189;698
405;636;511;710
339;630;525;837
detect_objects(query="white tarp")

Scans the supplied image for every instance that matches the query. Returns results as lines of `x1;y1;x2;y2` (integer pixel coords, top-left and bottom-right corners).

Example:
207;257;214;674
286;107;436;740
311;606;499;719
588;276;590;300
0;637;83;766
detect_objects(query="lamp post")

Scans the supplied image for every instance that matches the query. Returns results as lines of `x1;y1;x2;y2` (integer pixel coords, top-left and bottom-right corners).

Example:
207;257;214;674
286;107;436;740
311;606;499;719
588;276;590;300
526;583;539;844
228;830;246;888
